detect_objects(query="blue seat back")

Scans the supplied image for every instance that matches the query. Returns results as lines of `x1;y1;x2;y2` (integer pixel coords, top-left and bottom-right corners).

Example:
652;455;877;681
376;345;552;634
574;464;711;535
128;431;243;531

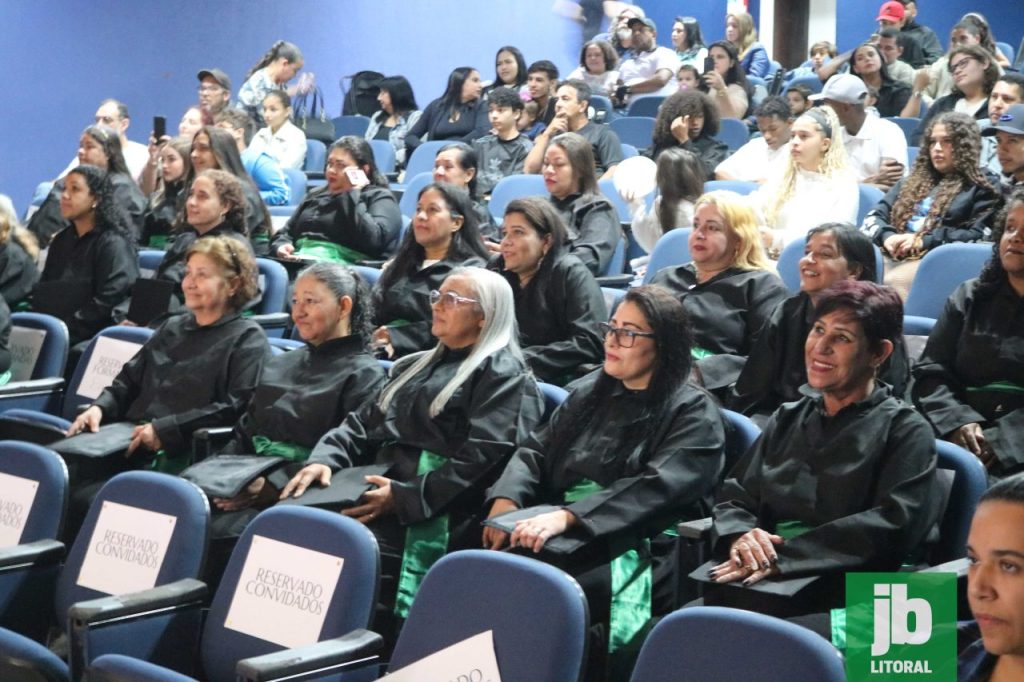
776;239;885;294
255;258;288;315
884;116;920;146
904;243;993;319
368;139;397;175
268;337;303;355
54;472;209;626
398;172;435;220
602;286;626;313
625;95;666;118
10;312;69;381
621;143;639;159
588;95;615;123
857;184;885;226
643;228;692;284
609;116;656;149
281;167;307;206
331;115;370;138
598;178;635;226
721;410;760;472
0;441;67;544
63;326;154;421
715;118;750;152
402;141;450;185
933;440;988;564
303;140;327;174
907;146;920;166
201;507;379;682
996;41;1015;65
390;550;587;682
630;606;845;681
537;382;568;422
137;250;165;279
351;264;382;287
784;74;823;95
488;174;547;222
703;180;758;195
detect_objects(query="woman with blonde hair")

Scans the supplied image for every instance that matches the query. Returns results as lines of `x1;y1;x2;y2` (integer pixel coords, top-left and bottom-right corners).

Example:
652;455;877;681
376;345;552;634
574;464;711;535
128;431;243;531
725;12;770;78
0;198;38;307
649;190;787;395
752;105;858;258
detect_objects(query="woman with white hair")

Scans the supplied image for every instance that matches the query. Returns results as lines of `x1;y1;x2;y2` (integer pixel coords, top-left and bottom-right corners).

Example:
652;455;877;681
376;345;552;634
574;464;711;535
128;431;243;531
281;266;545;623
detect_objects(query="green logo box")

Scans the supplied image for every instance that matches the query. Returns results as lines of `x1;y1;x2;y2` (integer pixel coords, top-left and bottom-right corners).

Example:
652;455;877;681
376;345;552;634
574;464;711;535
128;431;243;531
845;572;957;682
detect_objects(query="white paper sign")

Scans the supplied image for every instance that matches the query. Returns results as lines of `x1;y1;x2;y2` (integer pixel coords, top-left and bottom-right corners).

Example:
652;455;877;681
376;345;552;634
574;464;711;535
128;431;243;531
8;327;47;381
0;472;39;547
76;501;177;595
380;631;502;682
77;337;144;400
224;535;344;649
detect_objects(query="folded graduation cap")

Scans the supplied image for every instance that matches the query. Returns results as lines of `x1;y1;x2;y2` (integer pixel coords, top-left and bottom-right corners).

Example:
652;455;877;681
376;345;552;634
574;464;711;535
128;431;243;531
127;278;176;326
688;559;820;597
49;422;138;458
482;505;587;555
180;455;288;498
277;464;391;509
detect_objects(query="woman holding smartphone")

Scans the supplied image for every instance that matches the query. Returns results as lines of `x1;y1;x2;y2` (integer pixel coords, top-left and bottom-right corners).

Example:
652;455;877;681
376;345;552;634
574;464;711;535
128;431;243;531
271;136;402;264
700;41;753;120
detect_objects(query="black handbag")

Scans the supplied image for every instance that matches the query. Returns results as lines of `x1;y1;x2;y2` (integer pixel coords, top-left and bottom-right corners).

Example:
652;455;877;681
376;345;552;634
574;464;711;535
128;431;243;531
293;86;336;144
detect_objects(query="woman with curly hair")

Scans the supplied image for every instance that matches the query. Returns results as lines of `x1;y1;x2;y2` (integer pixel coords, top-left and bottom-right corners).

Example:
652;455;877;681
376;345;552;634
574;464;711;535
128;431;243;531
650;90;729;178
725;12;770;78
36;164;138;345
849;42;911;118
912;189;1024;477
910;44;999;146
700;40;753;119
751;106;858;258
862;111;1001;297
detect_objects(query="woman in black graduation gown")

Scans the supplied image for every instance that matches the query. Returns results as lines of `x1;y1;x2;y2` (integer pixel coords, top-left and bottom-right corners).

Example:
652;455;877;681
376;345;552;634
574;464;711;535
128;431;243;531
0;208;38;308
649;190;787;396
37;164;138;346
432;142;497;240
67;235;270;468
543;132;621;276
281;267;545;625
484;285;725;676
371;182;490;358
708;281;937;617
492;197;606;384
912;191;1024;477
140;136;191;249
271;136;402;264
730;224;910;423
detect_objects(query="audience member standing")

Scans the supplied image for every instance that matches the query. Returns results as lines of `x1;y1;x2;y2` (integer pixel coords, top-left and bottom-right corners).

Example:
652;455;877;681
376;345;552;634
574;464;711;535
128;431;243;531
237;41;306;124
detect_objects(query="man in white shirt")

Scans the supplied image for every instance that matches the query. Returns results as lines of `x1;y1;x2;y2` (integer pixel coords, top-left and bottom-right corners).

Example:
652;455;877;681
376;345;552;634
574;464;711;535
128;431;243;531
716;96;793;183
60;99;148;185
613;17;678;107
813;74;907;190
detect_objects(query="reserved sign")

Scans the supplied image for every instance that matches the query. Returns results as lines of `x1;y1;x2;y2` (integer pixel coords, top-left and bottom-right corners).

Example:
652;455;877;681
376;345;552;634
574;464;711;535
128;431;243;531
77;337;144;400
76;501;177;595
8;326;46;381
0;472;39;547
381;631;502;682
224;535;344;649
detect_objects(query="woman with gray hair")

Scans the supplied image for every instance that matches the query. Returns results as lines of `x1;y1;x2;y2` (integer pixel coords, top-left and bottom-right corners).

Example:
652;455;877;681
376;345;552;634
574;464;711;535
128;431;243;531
281;266;545;622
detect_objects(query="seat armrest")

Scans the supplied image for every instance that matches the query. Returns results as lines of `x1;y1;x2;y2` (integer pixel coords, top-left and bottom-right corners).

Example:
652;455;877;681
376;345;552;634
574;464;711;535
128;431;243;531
0;539;64;570
356;259;387;269
192;427;235;461
304;171;326;181
236;629;384;682
594;274;633;288
250;312;291;328
69;578;207;627
676;517;713;540
0;377;64;397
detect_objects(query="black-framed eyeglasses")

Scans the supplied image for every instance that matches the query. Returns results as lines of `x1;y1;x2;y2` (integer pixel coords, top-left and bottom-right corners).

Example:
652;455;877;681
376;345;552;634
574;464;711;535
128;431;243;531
599;322;655;348
429;289;479;309
949;56;976;74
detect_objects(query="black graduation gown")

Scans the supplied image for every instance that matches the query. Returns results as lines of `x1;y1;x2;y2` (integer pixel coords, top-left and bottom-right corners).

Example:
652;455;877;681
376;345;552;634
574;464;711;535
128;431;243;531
912;278;1024;474
27;174;147;247
0;297;12;374
549;193;621;276
730;293;911;420
372;255;487;357
649;264;788;392
91;311;270;456
140;183;183;248
307;346;545;552
223;335;387;454
651;135;730;180
0;238;39;307
269;186;402;260
39;225;138;345
240;181;271;256
491;371;726;547
711;385;938;609
494;254;607;384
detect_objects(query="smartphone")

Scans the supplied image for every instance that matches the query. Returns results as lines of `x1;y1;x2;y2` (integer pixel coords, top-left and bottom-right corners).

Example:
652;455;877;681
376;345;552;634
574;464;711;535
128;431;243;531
153;116;166;140
703;56;715;74
345;168;369;186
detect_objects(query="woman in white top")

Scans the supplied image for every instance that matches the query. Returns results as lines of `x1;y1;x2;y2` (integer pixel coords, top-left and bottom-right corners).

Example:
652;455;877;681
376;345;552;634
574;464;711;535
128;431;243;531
622;147;704;253
248;90;306;170
751;106;858;258
566;40;619;97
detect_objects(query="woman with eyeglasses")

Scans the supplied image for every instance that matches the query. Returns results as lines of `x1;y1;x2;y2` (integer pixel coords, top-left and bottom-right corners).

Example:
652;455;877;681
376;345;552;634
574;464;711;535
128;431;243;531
649;190;787;396
484;285;726;674
281;266;545;633
371;182;490;359
908;44;999;146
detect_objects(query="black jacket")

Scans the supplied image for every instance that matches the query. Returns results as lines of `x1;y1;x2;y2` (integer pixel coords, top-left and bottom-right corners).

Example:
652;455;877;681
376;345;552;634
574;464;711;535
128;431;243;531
912;277;1024;474
405;97;490;153
911;94;989;147
0;238;38;307
28;173;147;246
651;135;730;180
549;192;621;276
141;183;184;248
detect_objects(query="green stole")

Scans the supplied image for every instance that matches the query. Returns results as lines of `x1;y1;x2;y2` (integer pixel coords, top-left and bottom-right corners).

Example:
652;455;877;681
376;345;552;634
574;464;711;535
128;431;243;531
394;450;449;617
564;478;652;654
967;380;1024;395
146;235;171;250
691;347;714;360
0;370;10;386
252;436;312;462
294;237;367;264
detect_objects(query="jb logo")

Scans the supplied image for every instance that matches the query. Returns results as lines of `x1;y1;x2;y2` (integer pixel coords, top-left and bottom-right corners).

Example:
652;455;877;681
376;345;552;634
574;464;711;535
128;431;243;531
871;583;932;656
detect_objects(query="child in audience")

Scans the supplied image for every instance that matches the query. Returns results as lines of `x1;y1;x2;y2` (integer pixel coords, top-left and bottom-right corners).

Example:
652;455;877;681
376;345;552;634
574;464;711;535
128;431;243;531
785;84;812;116
622;147;704;253
716;95;793;183
677;65;700;91
472;87;534;197
788;41;837;81
651;90;729;179
518;99;543;138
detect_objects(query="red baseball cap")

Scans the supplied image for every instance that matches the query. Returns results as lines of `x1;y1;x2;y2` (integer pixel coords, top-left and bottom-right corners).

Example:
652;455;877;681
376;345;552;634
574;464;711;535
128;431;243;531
877;1;905;22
